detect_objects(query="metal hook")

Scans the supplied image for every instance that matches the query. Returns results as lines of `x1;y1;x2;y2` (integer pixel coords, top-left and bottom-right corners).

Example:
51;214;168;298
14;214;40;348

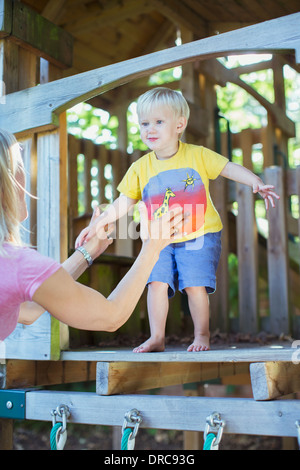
122;409;142;441
204;412;225;449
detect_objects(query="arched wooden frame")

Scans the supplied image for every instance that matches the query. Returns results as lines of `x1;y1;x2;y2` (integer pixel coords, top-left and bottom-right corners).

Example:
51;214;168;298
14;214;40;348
0;13;299;135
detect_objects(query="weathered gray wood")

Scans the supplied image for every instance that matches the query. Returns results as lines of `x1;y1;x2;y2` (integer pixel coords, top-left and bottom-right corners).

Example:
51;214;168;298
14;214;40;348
25;390;300;437
265;166;291;335
61;344;294;363
20;137;33;245
4;131;62;360
236;183;259;333
1;13;299;134
250;361;300;401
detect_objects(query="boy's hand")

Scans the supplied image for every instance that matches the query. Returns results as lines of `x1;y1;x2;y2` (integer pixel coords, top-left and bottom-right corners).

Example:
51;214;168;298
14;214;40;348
253;183;280;210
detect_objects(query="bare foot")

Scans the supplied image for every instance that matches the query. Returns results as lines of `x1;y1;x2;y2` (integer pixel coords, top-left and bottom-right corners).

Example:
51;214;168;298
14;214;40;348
187;334;210;352
133;337;165;353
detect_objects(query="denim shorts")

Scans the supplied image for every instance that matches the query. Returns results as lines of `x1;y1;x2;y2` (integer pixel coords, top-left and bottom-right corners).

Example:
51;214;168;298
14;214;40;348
147;231;222;297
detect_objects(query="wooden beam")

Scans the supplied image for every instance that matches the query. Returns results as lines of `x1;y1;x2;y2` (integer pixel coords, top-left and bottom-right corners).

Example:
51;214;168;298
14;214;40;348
199;58;295;137
0;0;12;38
151;0;207;37
265;166;291;335
96;361;249;395
0;419;13;450
25;390;300;437
42;0;67;23
1;0;73;68
236;184;259;334
65;0;153;35
61;345;294;363
3;359;96;388
1;12;299;134
250;361;300;401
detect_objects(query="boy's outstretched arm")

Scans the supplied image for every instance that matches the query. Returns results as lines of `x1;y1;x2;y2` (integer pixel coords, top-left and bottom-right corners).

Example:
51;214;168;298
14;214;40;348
220;161;280;210
75;194;138;247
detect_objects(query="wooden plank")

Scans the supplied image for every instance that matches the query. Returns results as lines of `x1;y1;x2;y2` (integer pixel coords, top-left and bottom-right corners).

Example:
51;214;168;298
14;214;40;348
42;0;67;23
37;131;62;360
96;361;249;395
3;360;96;389
58;112;69;351
250;362;300;401
4;130;63;360
1;13;299;134
240;128;253;170
297;166;300;249
25;390;300;437
0;0;12;38
236;183;259;333
82;139;93;213
265;166;291;335
0;419;13;450
0;38;18;94
61;344;294;363
11;0;73;69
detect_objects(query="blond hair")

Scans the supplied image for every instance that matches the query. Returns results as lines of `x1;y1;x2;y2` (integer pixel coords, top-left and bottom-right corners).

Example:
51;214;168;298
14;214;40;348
0;129;24;254
137;87;190;122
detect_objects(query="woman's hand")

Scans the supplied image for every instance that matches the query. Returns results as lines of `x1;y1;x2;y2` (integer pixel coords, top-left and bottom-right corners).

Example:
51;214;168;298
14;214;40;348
83;206;115;260
138;201;187;250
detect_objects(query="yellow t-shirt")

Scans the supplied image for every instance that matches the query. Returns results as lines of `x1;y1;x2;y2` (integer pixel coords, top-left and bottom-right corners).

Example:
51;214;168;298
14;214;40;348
117;141;229;242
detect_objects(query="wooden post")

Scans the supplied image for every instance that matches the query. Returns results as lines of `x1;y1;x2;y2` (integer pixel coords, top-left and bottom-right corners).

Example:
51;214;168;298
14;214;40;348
0;419;13;450
236;183;259;333
265;166;290;335
240;128;253;170
210;133;229;332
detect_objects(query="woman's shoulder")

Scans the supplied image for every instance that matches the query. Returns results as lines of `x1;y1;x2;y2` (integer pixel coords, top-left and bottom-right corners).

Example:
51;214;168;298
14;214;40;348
2;243;60;267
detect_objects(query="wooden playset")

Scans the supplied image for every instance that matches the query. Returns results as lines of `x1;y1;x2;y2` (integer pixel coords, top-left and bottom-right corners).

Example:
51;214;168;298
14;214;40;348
0;0;300;450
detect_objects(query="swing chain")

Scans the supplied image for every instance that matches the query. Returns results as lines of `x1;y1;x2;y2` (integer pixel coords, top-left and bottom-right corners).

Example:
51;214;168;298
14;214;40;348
204;412;225;450
122;408;142;450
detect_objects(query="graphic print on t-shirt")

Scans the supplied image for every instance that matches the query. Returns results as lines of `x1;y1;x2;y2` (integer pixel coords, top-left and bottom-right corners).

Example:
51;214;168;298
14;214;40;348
142;168;207;236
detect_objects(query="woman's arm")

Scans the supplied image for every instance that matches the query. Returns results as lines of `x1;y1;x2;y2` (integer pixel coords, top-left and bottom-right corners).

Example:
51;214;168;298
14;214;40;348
31;204;186;332
18;216;115;325
220;161;280;209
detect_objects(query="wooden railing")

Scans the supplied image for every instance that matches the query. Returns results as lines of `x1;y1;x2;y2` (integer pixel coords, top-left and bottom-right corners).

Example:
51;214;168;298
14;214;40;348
67;134;300;344
210;165;300;339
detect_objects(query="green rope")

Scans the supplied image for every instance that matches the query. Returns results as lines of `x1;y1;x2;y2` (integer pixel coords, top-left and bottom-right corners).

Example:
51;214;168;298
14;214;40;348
50;423;62;450
203;433;217;450
121;428;133;450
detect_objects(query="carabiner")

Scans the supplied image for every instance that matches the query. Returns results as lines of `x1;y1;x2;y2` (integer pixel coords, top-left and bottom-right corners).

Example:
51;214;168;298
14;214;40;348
204;412;225;449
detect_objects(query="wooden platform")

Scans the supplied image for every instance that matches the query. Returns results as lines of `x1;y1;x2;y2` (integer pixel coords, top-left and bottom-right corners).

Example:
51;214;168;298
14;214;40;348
61;342;295;363
60;343;300;400
3;343;300;402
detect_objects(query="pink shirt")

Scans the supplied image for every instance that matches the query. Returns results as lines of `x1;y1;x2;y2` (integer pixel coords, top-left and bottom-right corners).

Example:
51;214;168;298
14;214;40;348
0;244;61;340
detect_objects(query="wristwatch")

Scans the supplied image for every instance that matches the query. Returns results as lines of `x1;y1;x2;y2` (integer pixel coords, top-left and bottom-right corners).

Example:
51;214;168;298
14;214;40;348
76;246;93;267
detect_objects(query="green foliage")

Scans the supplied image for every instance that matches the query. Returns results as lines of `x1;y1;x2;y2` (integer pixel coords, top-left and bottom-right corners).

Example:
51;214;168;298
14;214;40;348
217;56;300;167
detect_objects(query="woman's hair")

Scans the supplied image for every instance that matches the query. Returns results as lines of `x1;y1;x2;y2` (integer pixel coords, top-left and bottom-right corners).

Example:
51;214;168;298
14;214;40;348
137;87;190;122
0;129;24;253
